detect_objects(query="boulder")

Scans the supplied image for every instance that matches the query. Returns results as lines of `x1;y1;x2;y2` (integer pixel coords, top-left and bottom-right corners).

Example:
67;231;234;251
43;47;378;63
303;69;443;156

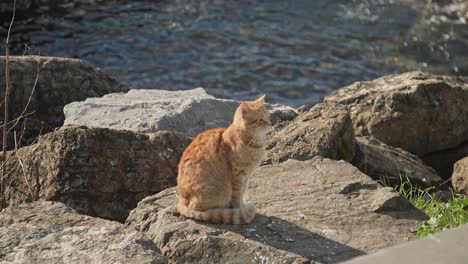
64;88;297;137
0;56;128;149
0;201;166;264
351;136;442;188
422;142;468;179
437;1;468;21
269;104;299;124
452;157;468;194
126;158;427;264
325;71;468;156
264;103;355;164
2;125;191;222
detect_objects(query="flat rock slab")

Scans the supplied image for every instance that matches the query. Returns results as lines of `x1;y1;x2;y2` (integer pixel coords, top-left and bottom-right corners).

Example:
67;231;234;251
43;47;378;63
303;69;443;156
325;71;468;156
0;56;128;148
3;125;191;222
64;88;297;137
0;201;166;264
343;223;468;264
264;103;355;164
126;158;427;264
352;136;442;188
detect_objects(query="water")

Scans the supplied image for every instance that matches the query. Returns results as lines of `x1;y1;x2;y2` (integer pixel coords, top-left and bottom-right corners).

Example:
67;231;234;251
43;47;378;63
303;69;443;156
1;0;467;106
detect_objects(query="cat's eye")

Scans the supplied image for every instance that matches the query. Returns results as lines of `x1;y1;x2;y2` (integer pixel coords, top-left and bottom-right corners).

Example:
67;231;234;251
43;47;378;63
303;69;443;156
256;119;271;126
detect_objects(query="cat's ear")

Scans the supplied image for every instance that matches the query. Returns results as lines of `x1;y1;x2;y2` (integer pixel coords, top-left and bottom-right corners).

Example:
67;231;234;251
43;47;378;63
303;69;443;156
255;95;266;104
239;103;251;118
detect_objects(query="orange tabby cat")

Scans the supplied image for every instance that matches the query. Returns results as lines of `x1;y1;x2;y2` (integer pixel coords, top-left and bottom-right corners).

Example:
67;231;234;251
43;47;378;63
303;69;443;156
176;96;270;224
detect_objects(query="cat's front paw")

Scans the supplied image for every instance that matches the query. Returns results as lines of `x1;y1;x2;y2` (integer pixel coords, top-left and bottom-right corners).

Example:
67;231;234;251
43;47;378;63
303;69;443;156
243;203;257;222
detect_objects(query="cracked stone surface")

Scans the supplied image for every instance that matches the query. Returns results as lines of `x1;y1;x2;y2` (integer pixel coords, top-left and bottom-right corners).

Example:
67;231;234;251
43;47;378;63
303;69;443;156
0;56;128;149
264;103;355;165
2;125;191;222
64;88;297;137
0;201;166;264
126;158;427;264
351;136;442;188
325;71;468;156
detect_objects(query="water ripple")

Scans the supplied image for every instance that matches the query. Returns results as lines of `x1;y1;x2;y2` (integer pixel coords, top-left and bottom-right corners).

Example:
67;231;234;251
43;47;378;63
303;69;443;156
1;0;466;106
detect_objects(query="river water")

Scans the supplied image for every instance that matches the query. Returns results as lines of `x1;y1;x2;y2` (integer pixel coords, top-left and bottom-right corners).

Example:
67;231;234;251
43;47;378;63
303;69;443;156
1;0;467;106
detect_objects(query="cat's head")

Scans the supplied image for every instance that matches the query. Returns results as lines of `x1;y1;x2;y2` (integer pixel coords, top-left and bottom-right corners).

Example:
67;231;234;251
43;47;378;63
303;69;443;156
234;95;271;131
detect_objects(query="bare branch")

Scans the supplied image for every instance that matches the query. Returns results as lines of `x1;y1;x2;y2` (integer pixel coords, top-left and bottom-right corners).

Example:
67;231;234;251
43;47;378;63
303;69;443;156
13;132;34;200
1;0;17;211
4;111;35;131
5;1;16;44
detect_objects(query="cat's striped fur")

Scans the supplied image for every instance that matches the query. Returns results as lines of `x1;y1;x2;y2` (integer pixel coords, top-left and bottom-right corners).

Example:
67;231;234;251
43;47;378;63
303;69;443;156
176;96;270;224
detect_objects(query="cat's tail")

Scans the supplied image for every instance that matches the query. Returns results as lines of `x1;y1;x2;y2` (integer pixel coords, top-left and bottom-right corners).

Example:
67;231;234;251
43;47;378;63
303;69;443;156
176;202;256;225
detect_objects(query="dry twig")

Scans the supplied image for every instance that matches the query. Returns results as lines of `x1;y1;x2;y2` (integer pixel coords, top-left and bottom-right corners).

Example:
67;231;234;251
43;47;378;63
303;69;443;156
1;0;17;211
13;132;35;201
6;60;39;133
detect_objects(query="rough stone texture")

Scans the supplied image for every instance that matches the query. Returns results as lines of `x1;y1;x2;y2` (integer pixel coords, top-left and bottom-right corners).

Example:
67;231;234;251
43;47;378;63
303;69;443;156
0;201;166;264
269;104;299;124
325;71;468;156
452;157;468;194
351;136;442;188
2;125;191;222
64;88;297;137
0;56;128;149
264;103;355;164
126;158;427;264
342;223;468;264
438;1;468;21
422;141;468;179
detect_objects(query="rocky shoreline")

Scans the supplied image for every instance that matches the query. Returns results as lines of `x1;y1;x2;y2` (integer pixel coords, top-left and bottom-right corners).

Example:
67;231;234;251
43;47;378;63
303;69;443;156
1;56;467;263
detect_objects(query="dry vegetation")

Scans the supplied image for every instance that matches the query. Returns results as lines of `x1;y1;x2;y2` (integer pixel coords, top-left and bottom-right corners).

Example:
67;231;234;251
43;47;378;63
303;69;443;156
1;0;40;211
0;0;16;211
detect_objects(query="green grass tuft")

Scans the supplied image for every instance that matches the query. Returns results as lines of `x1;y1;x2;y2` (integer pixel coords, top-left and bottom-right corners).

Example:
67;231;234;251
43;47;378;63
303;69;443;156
416;193;468;237
379;175;468;238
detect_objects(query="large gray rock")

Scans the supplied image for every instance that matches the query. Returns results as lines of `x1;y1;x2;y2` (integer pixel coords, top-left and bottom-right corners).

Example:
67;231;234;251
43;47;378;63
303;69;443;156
325;71;468;156
342;223;468;264
2;125;191;222
126;158;427;264
452;157;468;194
0;56;128;149
352;136;442;188
64;88;297;137
264;103;355;164
0;201;166;264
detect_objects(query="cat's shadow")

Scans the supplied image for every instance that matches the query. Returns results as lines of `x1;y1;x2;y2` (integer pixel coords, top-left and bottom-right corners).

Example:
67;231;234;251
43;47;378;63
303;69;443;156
201;213;366;263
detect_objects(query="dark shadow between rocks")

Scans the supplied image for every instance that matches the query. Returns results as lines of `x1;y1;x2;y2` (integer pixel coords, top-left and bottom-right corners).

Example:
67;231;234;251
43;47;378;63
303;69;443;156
374;209;429;222
203;214;366;264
